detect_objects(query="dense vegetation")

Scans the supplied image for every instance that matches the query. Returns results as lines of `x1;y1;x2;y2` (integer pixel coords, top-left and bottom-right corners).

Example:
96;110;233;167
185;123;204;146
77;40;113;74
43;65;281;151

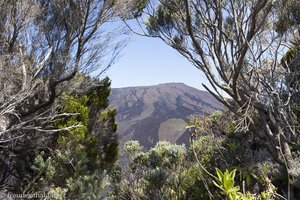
0;0;299;199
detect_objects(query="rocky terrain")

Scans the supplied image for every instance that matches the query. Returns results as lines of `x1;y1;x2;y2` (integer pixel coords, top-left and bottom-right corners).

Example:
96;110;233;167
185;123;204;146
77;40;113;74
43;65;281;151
109;83;223;151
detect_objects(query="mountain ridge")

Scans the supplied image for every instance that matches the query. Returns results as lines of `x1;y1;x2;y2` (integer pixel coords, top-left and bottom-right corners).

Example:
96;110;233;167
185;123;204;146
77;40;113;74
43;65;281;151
109;82;223;151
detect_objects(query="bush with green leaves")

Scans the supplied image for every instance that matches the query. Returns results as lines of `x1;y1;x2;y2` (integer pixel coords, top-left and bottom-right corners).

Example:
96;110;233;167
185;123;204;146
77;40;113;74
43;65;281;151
114;138;279;200
114;141;189;200
112;111;283;200
25;76;118;199
213;168;278;200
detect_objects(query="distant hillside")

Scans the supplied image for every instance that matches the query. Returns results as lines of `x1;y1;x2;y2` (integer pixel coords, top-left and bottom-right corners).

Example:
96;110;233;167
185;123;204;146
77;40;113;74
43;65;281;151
109;83;223;151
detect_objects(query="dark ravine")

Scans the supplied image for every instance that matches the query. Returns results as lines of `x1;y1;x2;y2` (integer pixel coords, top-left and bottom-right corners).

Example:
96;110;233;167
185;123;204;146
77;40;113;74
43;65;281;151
109;83;223;152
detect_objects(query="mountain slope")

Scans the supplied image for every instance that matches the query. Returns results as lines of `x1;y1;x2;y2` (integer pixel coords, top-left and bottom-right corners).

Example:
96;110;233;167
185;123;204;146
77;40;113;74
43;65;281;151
109;83;223;151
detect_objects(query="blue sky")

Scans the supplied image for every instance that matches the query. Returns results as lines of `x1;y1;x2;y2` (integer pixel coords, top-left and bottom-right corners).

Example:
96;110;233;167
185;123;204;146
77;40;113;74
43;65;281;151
105;35;211;91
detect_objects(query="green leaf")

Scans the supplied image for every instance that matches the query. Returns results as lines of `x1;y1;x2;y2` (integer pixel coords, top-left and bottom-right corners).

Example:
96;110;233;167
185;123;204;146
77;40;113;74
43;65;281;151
212;180;225;192
215;168;224;183
229;169;237;180
223;178;234;192
229;192;237;200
